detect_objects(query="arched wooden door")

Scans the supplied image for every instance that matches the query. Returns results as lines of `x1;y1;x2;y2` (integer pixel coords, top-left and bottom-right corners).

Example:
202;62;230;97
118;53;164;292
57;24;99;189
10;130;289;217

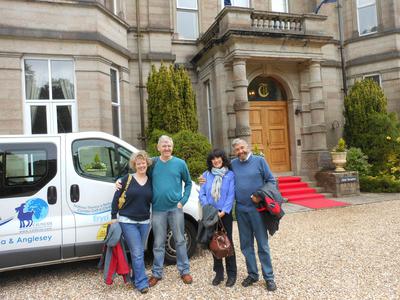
248;76;291;172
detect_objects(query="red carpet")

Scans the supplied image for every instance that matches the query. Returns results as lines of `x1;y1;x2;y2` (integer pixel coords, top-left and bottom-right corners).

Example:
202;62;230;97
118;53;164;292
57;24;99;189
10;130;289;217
277;176;349;209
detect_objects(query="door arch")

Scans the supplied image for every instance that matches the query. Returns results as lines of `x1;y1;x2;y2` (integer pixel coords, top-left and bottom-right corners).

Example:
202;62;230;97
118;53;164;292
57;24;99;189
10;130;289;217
248;76;291;172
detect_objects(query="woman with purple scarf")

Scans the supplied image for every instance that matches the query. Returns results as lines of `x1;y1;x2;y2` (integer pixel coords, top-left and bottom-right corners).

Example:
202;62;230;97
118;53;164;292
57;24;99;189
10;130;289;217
199;149;237;287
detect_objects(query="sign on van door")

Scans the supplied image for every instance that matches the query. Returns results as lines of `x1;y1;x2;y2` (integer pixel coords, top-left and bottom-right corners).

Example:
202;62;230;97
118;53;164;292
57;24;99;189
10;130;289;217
0;137;62;269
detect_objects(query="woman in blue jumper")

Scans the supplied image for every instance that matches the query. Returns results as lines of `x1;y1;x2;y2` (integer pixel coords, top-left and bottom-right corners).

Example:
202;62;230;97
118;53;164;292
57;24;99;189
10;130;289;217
111;151;152;294
199;149;237;287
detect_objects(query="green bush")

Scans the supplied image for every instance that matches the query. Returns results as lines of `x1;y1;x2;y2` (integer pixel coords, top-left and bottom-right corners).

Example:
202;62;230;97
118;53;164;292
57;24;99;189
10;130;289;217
172;130;212;181
360;175;400;192
343;79;400;174
345;147;371;176
146;129;212;181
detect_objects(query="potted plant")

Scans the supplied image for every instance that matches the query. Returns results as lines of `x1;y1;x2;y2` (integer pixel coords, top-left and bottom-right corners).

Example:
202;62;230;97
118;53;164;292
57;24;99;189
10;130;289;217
331;138;347;172
84;153;107;176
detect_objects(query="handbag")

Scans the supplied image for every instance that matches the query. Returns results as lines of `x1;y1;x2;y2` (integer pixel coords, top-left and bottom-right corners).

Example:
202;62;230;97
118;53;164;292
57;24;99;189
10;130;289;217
209;218;234;259
118;174;133;209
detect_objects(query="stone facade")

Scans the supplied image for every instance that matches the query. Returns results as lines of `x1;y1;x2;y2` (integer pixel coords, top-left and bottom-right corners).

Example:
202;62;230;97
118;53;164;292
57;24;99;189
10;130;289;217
0;0;399;178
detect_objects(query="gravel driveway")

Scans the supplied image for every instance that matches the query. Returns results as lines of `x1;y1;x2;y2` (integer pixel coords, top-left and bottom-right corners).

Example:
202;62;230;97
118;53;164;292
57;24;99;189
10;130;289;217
1;200;399;299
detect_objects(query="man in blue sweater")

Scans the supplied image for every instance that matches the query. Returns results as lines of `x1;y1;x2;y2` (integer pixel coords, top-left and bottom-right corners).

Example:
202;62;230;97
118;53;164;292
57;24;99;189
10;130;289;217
231;138;277;292
148;135;193;287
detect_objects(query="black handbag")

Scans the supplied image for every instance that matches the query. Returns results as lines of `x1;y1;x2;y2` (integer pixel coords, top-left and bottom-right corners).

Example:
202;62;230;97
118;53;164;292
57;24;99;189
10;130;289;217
209;218;234;259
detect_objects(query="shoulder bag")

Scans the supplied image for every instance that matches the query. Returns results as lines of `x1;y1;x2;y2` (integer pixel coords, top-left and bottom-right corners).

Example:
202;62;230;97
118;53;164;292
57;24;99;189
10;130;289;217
209;218;234;259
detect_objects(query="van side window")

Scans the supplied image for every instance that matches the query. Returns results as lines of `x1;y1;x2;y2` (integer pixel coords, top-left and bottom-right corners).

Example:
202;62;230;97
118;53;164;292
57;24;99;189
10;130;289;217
72;139;131;182
0;143;57;198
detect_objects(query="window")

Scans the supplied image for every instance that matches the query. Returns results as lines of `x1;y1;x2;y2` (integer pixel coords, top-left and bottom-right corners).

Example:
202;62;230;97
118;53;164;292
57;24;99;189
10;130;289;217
24;59;77;134
364;74;381;86
0;143;57;198
176;0;199;40
72;139;131;182
357;0;378;36
221;0;249;8
205;81;213;143
110;68;121;137
271;0;288;13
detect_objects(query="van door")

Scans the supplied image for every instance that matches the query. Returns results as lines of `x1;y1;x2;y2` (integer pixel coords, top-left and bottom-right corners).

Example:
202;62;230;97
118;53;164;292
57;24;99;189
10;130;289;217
65;136;132;257
0;137;62;270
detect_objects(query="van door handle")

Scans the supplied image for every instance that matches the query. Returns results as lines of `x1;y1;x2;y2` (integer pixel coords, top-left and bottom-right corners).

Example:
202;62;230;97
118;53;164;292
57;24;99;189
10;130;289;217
70;184;80;203
47;186;57;205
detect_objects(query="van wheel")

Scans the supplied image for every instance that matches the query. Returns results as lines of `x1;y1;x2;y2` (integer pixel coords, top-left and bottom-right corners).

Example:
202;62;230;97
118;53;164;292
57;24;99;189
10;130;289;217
164;221;197;265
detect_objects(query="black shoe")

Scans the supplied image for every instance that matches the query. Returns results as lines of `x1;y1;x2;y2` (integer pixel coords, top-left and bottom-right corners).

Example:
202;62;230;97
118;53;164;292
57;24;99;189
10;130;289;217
140;287;149;294
266;280;277;291
212;275;224;286
225;277;236;287
241;276;258;287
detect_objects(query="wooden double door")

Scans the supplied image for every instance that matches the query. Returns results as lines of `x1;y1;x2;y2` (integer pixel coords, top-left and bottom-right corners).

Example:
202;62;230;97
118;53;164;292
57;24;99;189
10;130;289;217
249;101;291;172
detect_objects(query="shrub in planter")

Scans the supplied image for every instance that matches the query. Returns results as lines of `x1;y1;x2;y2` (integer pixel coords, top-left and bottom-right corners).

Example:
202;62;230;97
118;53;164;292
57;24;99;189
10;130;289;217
345;147;371;176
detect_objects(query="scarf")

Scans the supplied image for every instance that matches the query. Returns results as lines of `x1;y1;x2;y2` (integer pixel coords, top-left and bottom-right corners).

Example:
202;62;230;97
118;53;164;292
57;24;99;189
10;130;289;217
211;167;228;202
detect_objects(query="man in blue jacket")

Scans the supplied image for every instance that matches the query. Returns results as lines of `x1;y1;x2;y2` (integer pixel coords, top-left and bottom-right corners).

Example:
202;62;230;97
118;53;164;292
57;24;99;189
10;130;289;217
231;138;277;292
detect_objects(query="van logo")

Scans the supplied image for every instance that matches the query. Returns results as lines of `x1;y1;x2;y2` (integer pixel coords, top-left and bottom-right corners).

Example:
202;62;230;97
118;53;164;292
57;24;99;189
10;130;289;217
0;198;49;228
15;198;49;228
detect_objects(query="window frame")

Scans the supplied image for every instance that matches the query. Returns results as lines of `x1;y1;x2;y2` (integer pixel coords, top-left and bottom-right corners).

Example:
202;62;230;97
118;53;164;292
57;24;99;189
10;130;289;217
71;138;132;183
271;0;289;13
176;0;199;40
205;80;213;143
22;57;78;135
221;0;250;8
363;73;382;87
356;0;378;36
110;67;122;138
0;143;57;198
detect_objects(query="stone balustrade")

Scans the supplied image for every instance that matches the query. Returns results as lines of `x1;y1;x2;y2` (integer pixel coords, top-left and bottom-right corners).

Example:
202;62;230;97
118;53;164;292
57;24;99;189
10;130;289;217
251;11;303;33
199;7;328;46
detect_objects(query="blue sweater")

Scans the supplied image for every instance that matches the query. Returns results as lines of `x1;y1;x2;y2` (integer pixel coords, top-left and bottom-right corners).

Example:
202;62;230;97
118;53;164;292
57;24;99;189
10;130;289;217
199;170;235;214
231;154;276;212
151;156;192;212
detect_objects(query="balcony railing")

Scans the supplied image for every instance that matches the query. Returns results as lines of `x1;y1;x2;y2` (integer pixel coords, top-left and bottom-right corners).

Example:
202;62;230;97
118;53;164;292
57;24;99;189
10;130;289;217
251;11;303;33
200;7;329;46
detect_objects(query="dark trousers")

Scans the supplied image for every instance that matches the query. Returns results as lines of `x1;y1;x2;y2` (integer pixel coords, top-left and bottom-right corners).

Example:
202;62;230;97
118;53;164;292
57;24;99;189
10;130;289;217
213;213;237;279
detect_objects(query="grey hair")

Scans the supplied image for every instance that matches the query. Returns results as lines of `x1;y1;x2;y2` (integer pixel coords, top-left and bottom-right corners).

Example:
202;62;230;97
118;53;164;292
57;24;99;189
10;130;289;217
157;135;174;146
231;138;248;149
129;150;152;171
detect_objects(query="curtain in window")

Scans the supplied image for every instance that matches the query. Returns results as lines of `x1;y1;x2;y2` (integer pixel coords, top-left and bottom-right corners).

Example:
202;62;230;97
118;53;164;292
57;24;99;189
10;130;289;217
59;79;75;99
25;77;41;100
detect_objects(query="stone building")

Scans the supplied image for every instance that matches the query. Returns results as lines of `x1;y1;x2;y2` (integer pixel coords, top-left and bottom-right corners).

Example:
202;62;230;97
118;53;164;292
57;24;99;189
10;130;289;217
0;0;399;178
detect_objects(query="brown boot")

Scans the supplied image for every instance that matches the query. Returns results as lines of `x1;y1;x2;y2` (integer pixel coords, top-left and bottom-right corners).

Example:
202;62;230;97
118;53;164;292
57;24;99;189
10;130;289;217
181;274;193;284
148;276;161;287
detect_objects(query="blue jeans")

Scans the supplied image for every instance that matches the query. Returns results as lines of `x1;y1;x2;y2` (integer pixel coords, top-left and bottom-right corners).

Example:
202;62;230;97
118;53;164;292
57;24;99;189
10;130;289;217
120;222;150;290
151;208;190;278
236;209;274;281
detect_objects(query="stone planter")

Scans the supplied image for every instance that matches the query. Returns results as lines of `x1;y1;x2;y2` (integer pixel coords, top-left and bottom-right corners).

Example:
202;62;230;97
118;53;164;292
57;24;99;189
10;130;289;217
330;151;347;172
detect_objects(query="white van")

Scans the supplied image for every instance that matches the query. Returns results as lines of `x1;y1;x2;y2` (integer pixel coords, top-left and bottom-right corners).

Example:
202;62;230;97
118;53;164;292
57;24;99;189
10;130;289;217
0;132;200;272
